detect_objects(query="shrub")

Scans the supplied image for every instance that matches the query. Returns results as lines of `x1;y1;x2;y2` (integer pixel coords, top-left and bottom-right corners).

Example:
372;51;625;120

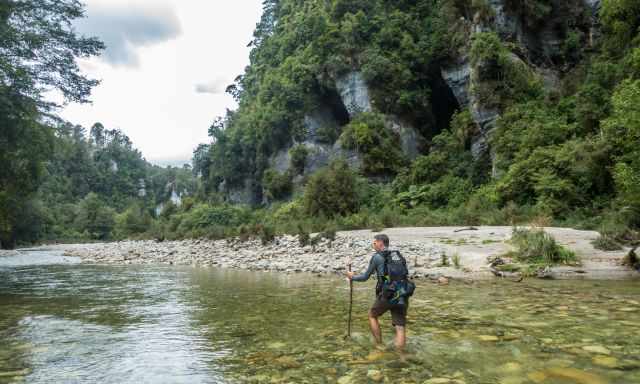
303;159;360;217
591;234;623;251
509;227;577;265
470;32;543;108
321;224;337;241
600;0;640;53
177;204;250;234
262;169;293;201
115;203;153;238
297;225;310;246
602;79;640;226
452;253;461;269
289;145;308;175
394;175;473;209
315;124;341;144
258;224;275;245
160;201;178;219
622;247;639;269
74;193;116;240
339;112;406;175
440;253;450;267
272;200;304;222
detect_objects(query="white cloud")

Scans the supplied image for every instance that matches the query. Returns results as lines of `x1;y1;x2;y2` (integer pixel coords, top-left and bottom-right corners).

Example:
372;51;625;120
75;2;182;67
195;77;232;94
59;0;264;165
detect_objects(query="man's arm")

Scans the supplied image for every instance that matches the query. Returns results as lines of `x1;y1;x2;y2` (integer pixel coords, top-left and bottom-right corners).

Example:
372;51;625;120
350;255;377;282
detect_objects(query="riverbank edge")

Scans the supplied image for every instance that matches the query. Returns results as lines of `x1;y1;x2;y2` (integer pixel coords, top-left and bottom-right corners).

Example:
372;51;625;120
6;226;640;281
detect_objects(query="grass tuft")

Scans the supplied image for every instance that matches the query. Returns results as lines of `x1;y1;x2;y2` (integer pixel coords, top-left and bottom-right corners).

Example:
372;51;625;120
591;233;623;251
510;227;577;265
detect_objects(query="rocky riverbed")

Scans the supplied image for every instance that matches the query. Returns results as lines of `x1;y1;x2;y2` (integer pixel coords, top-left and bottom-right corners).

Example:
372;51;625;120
29;226;636;280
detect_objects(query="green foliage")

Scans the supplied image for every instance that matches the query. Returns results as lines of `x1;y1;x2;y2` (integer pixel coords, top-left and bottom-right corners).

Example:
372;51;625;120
303;160;360;218
591;234;623;251
504;0;553;28
395;175;473;209
339;112;406;175
602;79;640;225
0;0;104;107
262;169;293;201
452;253;461;269
297;225;311;246
315;124;341;144
510;227;577;265
321;224;337;241
0;94;53;248
115;203;153;238
8;0;640;247
74;193;116;240
0;0;103;247
258;224;276;245
177;204;251;232
600;0;640;53
622;247;639;269
491;99;613;216
469;32;543;108
289;144;309;175
440;253;450;267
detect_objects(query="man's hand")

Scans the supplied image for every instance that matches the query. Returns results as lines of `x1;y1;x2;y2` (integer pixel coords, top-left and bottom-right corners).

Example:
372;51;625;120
346;271;355;280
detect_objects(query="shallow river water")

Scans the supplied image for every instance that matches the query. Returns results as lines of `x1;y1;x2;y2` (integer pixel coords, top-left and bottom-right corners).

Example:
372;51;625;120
1;250;639;384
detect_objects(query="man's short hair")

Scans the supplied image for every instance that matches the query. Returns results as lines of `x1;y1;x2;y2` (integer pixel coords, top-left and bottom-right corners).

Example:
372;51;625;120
374;234;389;247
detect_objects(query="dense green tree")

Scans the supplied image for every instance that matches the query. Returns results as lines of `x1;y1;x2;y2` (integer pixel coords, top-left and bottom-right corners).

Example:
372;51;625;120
0;0;103;248
303;160;359;217
74;193;115;240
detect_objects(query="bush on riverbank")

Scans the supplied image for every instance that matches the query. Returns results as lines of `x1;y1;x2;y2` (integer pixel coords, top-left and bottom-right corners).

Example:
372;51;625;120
509;227;577;265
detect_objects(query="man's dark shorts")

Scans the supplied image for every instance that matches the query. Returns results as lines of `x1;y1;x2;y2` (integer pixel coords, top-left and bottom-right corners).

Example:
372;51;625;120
370;296;408;327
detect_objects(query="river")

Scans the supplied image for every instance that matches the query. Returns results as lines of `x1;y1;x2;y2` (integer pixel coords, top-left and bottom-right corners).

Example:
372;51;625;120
0;250;639;383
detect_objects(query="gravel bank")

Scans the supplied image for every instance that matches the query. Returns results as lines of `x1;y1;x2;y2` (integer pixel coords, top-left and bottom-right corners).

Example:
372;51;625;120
21;226;640;280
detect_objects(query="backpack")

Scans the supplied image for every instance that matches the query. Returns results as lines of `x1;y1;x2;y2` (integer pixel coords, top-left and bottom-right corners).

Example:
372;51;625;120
380;250;416;305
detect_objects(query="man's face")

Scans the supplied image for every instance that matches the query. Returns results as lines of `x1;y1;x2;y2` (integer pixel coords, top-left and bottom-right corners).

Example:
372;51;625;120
373;239;384;251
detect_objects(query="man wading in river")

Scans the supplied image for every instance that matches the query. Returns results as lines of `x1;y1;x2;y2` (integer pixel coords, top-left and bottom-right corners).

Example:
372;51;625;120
347;234;414;350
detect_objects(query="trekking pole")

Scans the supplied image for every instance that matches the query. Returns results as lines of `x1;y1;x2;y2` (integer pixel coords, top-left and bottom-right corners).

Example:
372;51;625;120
347;262;353;338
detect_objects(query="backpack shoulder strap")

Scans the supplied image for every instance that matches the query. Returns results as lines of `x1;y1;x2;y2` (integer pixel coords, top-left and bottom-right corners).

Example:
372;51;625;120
380;250;391;279
392;250;408;279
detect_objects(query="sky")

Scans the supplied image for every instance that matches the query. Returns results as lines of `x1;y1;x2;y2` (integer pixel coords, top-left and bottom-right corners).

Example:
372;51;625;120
59;0;264;166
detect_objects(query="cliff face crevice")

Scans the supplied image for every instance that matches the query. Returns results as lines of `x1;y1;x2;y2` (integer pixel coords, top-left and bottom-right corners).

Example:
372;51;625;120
439;0;600;175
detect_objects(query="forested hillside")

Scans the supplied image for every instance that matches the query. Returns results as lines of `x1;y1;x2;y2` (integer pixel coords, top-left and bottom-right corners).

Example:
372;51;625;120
2;0;639;248
176;0;639;245
3;118;197;247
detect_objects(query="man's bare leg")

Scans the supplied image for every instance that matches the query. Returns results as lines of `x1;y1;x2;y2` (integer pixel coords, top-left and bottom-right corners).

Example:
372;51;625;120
368;310;382;345
394;325;406;351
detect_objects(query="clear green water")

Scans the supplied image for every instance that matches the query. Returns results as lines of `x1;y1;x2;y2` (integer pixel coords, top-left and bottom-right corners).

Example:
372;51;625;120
1;251;639;384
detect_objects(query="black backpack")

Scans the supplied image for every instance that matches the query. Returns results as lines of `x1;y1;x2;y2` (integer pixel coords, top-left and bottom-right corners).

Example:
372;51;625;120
381;250;415;305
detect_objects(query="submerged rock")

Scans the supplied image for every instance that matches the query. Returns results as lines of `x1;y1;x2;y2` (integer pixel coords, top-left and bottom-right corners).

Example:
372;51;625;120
528;367;607;384
592;355;618;368
581;345;611;355
367;369;384;382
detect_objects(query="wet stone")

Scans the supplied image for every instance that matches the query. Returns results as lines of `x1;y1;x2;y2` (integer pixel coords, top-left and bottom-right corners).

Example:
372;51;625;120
582;345;611;355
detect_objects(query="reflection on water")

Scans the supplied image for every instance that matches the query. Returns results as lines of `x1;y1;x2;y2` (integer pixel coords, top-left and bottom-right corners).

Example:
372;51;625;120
1;251;639;383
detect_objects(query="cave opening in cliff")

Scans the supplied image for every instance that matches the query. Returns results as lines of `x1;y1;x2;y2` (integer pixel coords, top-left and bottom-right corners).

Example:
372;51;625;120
431;70;461;138
317;86;351;126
